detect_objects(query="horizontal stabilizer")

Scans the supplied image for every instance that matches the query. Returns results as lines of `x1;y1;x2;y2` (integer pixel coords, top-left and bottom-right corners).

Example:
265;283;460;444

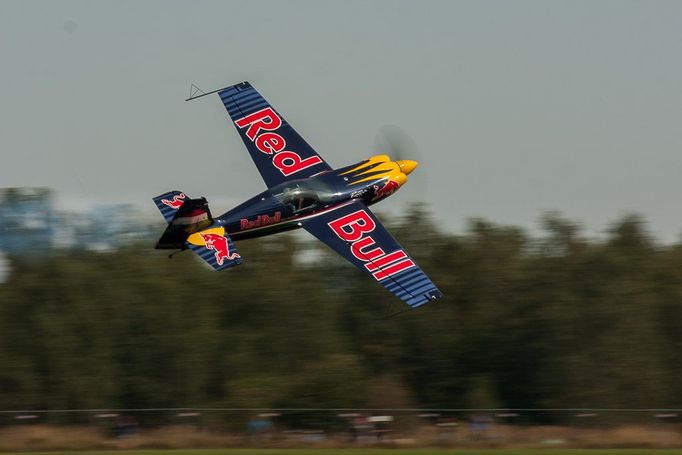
186;226;241;271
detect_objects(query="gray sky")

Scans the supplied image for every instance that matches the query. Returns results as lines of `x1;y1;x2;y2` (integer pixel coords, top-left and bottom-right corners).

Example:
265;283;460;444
2;0;682;240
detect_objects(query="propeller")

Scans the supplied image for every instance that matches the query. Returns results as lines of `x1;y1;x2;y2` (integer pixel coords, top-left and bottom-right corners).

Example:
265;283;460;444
375;125;427;202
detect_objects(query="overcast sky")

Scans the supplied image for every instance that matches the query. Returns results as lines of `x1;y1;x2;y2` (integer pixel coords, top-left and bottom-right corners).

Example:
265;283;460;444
2;1;682;240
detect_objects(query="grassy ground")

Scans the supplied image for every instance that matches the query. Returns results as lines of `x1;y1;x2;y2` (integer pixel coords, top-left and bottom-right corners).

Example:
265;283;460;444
3;425;682;452
4;450;682;455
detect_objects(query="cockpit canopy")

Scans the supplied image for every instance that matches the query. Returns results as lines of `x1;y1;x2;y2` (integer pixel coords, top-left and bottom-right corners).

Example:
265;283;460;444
270;177;341;212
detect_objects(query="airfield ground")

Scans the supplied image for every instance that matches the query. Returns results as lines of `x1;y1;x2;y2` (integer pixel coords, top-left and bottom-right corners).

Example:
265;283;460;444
3;424;682;452
4;450;682;455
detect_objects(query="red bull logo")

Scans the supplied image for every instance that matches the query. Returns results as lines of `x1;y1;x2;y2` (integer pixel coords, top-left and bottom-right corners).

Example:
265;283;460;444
328;209;415;281
200;232;240;265
234;107;323;177
372;180;400;201
240;211;282;230
161;193;186;209
187;227;240;266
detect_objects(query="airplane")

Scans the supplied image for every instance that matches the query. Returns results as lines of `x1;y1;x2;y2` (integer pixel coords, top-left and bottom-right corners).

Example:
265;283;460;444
153;81;443;308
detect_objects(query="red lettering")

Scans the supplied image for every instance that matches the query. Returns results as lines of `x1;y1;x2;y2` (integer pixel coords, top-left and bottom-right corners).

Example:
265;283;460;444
255;132;286;155
351;236;385;262
365;250;408;272
234;108;322;177
273;151;323;177
240;212;282;231
234;107;282;140
372;258;415;280
328;210;376;242
328;209;416;281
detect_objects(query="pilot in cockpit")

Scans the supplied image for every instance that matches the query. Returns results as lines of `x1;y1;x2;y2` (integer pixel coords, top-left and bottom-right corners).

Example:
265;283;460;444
280;187;317;213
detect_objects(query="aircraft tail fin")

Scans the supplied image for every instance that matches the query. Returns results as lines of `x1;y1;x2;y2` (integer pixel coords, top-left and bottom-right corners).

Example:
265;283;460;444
153;190;189;223
152;191;241;270
153;190;213;250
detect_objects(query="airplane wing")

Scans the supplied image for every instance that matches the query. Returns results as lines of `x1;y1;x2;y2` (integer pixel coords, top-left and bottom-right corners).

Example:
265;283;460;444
217;82;332;188
302;201;443;308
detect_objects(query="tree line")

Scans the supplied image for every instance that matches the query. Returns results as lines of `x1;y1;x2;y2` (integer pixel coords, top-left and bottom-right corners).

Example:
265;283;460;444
0;208;681;424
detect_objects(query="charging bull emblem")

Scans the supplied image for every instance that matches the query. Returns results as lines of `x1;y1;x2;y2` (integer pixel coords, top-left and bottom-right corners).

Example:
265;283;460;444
200;232;240;265
161;193;186;209
372;180;400;201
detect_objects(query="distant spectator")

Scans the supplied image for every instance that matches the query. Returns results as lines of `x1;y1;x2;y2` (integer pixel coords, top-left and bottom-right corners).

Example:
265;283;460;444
248;415;273;441
114;416;138;439
352;415;373;443
469;414;493;440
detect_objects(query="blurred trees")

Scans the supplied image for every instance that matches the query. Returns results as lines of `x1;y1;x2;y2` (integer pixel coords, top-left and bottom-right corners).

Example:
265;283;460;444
0;208;681;422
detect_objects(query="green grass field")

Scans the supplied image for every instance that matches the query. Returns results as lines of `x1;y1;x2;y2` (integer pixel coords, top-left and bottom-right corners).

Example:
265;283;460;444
4;450;682;455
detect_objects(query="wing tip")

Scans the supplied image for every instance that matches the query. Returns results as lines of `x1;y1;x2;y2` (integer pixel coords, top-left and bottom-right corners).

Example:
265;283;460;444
186;81;252;102
409;288;444;308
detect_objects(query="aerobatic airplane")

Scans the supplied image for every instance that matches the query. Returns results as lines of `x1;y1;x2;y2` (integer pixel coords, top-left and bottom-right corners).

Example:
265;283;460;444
153;81;442;308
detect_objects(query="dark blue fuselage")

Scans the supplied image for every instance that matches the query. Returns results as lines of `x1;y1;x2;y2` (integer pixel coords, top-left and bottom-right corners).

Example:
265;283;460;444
215;162;394;241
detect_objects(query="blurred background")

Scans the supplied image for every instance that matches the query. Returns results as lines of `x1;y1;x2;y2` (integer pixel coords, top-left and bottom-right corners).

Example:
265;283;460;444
1;187;681;449
2;0;682;450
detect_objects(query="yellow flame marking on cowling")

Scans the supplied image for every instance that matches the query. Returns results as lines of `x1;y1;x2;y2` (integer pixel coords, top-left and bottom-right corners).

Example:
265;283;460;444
341;154;413;187
339;154;391;176
354;164;395;177
350;163;401;184
343;155;406;185
187;226;225;246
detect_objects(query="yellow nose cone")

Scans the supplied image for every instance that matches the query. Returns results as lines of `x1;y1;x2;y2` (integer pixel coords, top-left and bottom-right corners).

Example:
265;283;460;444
396;160;418;175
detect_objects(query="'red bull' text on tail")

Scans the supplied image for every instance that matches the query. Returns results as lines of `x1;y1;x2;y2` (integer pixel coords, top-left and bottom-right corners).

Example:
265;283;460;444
152;190;241;271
